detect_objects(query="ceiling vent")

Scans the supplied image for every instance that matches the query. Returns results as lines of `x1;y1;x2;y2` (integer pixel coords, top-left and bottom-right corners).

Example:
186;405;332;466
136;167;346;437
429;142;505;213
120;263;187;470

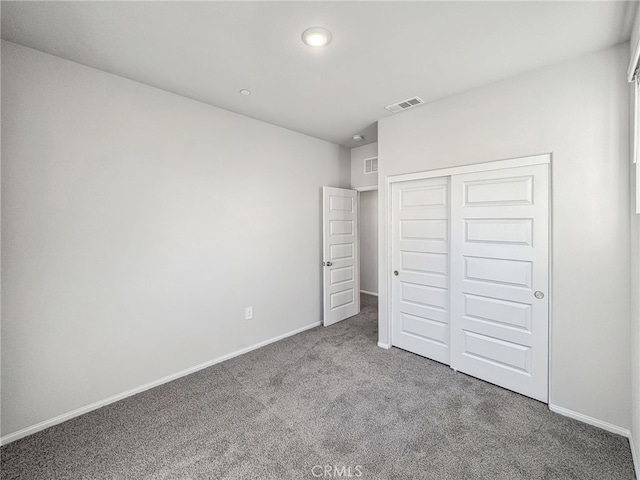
364;156;378;174
384;96;424;113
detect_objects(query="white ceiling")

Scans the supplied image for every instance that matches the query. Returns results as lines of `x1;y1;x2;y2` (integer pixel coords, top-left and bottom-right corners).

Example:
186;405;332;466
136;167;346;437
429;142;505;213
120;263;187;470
1;1;636;148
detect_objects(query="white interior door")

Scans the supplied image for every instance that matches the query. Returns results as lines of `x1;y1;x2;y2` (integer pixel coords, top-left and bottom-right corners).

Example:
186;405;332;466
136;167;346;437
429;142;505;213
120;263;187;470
323;187;359;326
450;164;549;402
391;177;450;364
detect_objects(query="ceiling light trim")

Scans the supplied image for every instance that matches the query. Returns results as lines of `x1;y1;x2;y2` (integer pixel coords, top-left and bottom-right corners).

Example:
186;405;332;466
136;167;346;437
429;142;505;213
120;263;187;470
301;27;332;47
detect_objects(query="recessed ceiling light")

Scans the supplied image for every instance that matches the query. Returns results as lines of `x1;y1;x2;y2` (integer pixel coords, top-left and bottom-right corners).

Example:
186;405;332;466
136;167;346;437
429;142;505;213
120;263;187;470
302;27;332;47
239;89;251;95
352;134;364;142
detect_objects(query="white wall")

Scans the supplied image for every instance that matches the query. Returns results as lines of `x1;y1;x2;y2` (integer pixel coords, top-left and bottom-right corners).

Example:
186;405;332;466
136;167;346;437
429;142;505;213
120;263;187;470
629;7;640;472
378;44;632;431
359;190;378;295
351;142;378;189
630;157;640;473
0;41;350;439
629;8;640;472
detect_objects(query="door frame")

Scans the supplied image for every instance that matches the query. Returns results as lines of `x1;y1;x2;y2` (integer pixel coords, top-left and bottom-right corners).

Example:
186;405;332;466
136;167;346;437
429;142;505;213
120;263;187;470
356;186;378;299
383;153;552;395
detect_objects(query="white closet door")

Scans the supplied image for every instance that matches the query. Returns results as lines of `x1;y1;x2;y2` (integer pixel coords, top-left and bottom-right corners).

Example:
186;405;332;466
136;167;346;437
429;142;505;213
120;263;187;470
450;164;549;402
391;177;450;364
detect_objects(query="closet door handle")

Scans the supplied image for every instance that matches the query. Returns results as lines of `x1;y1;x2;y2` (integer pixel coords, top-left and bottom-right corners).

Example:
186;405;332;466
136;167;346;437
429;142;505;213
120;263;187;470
393;270;399;276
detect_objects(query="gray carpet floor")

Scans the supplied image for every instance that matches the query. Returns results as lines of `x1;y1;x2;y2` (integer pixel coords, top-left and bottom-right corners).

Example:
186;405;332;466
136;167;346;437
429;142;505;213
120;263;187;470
1;294;636;479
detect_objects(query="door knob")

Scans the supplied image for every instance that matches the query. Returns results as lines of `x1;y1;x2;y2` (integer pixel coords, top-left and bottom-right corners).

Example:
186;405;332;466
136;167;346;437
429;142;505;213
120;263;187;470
534;291;544;299
326;261;333;267
393;270;399;276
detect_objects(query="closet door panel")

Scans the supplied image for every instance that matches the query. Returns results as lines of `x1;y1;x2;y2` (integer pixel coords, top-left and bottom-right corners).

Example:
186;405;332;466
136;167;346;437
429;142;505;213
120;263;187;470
450;164;549;402
391;177;450;365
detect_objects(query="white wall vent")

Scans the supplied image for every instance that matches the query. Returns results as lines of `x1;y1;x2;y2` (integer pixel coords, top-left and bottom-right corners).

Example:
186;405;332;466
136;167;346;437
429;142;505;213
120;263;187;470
364;156;378;174
384;96;424;113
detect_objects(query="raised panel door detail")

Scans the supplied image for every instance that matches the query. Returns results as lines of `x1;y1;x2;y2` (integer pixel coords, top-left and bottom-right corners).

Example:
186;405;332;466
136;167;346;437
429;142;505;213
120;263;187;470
465;219;533;246
400;185;447;209
464;176;533;206
330;265;354;286
329;195;354;213
401;219;447;241
330;220;353;236
401;251;447;275
401;313;447;345
464;256;533;289
464;294;531;331
462;330;531;374
330;288;355;310
402;282;447;310
330;243;354;261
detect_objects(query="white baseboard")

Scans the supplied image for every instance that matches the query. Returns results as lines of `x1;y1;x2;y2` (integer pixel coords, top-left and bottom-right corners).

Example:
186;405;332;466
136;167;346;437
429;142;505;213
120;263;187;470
377;341;391;349
0;321;321;446
360;290;378;297
630;432;640;480
548;403;630;437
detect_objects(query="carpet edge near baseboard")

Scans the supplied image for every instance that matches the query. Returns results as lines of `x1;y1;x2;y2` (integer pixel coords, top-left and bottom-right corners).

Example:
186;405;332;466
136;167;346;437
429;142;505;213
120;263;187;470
360;290;378;297
548;403;630;438
0;320;322;446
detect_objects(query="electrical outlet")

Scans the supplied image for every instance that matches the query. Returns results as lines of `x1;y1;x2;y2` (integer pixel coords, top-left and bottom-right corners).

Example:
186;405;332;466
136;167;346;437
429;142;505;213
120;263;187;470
245;306;253;320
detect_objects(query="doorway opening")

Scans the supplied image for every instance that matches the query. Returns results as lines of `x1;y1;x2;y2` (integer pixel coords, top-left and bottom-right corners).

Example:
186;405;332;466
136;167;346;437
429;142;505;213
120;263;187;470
359;189;378;301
